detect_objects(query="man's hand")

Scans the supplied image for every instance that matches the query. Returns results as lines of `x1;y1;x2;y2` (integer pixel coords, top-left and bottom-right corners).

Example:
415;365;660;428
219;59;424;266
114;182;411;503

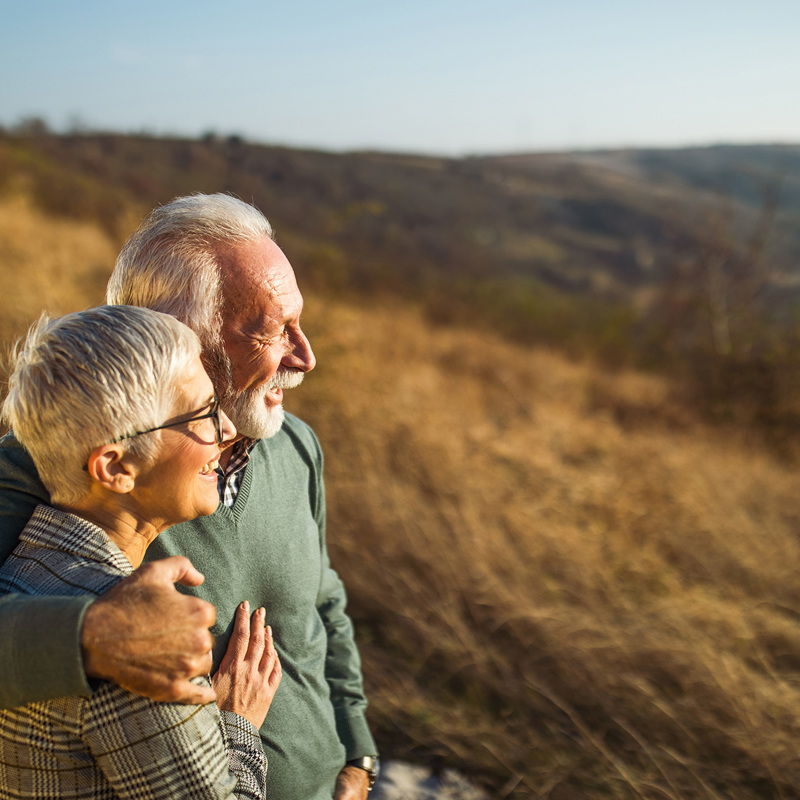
81;556;217;704
334;765;370;800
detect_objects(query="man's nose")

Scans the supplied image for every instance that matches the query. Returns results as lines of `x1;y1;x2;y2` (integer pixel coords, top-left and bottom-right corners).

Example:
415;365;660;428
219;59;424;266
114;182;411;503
284;330;316;373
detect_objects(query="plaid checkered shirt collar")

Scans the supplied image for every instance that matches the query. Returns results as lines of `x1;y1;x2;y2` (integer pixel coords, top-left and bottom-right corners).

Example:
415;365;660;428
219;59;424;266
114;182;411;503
223;436;257;477
217;436;257;508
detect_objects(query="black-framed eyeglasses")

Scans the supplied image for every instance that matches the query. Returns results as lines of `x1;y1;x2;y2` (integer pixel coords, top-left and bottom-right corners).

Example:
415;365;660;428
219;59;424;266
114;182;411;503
110;394;224;445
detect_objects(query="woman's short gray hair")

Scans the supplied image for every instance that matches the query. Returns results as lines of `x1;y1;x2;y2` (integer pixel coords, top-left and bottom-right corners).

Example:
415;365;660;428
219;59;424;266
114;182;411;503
106;193;273;353
3;305;201;505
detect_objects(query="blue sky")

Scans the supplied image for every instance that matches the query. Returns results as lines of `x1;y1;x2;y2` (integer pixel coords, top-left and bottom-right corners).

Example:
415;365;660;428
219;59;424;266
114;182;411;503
2;0;798;155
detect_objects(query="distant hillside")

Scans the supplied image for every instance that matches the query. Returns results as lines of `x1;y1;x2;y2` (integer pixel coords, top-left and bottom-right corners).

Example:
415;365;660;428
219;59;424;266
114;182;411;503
585;144;800;217
2;132;799;372
479;144;800;275
3;133;798;291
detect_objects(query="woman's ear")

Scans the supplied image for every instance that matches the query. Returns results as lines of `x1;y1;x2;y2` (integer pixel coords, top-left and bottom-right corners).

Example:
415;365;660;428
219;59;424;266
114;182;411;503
85;445;137;494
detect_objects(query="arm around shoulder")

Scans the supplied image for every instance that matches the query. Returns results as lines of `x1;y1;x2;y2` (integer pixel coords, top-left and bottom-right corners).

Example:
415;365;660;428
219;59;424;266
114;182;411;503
0;593;93;708
0;555;217;710
81;557;218;705
0;432;82;710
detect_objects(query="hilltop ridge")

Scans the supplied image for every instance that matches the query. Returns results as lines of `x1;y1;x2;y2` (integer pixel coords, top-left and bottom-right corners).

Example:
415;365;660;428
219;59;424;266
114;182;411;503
3;133;798;298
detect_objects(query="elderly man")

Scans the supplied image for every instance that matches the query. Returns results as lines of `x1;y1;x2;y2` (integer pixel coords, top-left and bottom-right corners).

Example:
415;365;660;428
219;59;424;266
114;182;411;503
0;194;379;800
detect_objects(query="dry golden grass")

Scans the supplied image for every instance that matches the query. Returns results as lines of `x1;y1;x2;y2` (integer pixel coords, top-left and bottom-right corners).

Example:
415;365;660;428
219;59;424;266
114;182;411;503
4;199;800;798
0;193;115;344
288;298;800;799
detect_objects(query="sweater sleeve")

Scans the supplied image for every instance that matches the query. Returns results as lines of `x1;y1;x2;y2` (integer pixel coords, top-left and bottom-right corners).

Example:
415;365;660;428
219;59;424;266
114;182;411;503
0;594;94;708
309;430;378;761
0;432;47;564
0;433;94;709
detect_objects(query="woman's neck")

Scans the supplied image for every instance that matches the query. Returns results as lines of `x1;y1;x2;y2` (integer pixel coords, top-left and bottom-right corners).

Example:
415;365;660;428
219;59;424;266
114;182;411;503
55;499;163;569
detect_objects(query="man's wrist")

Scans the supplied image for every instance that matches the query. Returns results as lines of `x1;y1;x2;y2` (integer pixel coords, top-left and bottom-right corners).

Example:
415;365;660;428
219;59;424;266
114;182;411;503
346;756;380;791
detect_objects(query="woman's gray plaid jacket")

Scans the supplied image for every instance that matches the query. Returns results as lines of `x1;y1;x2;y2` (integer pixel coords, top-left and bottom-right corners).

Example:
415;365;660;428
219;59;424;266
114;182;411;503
0;504;267;800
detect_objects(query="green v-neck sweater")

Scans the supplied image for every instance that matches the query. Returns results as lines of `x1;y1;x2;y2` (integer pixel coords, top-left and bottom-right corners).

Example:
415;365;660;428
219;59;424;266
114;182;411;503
0;413;377;800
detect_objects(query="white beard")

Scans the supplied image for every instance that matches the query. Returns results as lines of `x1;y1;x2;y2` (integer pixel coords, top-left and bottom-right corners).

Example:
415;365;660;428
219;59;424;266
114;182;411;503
226;367;305;439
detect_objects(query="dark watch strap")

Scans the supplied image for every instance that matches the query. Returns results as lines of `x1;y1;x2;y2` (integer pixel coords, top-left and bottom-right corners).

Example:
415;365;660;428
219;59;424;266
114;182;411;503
346;756;380;790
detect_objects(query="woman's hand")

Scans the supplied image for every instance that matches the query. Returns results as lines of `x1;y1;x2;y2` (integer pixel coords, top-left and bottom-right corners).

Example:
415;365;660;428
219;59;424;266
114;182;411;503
212;601;282;729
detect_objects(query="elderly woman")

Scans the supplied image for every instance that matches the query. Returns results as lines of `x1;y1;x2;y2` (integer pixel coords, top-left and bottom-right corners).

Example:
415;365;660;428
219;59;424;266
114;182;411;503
0;305;280;799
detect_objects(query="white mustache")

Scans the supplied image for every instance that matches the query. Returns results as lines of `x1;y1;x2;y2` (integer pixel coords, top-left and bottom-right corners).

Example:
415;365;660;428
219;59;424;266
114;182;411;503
268;368;304;391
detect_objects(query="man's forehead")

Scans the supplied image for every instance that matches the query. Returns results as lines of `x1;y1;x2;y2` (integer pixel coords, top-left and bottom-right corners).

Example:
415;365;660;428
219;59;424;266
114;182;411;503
217;236;289;277
217;237;303;317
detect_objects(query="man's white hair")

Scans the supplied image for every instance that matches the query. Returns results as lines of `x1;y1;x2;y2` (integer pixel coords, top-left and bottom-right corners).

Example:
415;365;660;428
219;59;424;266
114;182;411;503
3;305;201;504
106;193;273;354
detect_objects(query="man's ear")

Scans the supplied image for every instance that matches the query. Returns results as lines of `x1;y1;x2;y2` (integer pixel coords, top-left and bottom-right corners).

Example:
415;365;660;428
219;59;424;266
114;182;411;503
85;444;137;494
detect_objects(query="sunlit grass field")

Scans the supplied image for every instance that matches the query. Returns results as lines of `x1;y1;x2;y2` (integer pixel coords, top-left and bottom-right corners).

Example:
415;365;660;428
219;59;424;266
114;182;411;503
4;196;800;799
293;300;800;799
